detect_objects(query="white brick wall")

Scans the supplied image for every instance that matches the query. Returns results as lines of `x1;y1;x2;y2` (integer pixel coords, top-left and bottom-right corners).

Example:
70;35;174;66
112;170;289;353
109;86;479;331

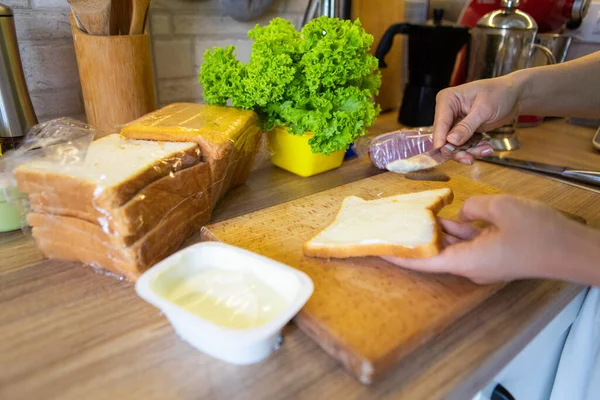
150;0;306;106
8;0;307;122
11;1;83;122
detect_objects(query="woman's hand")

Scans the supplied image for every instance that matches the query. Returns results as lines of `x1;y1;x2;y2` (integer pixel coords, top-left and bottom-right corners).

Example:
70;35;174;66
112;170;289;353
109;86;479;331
383;195;600;286
433;75;523;165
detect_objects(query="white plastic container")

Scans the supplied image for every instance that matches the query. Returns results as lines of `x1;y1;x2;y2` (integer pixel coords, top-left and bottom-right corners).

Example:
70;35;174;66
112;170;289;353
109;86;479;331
135;242;314;365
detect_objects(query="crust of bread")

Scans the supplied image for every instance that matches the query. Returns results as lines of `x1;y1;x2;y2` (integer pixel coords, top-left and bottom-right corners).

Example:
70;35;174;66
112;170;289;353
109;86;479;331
303;188;453;259
28;162;210;239
14;143;200;210
30;202;211;281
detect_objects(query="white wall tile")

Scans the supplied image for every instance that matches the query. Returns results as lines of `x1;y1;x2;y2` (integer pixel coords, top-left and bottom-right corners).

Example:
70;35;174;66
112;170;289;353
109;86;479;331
157;77;203;104
151;0;221;11
173;12;277;36
149;12;171;35
195;38;253;65
153;38;195;79
20;41;80;91
2;0;29;9
31;0;70;9
14;10;72;40
31;88;83;120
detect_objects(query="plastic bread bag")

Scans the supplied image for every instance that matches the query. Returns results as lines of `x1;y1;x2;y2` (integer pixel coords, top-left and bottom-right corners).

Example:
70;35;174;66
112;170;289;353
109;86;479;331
0;118;96;231
353;127;434;170
0;118;188;279
119;103;264;206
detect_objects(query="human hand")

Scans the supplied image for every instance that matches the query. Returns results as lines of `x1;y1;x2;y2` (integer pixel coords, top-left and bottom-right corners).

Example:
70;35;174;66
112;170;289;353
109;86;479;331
383;195;600;285
433;75;523;165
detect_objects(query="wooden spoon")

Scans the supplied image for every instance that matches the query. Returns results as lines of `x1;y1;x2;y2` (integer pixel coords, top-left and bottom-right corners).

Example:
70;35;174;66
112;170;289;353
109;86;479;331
111;0;133;35
67;0;112;36
129;0;151;35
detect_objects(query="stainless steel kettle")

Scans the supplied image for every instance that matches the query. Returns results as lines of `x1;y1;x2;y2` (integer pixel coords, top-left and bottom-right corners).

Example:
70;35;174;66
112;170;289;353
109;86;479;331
0;3;37;152
466;0;554;150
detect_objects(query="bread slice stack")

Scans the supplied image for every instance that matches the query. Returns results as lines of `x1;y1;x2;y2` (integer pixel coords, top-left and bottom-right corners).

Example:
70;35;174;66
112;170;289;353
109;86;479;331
14;134;211;281
13;104;263;281
304;188;454;259
120;103;262;208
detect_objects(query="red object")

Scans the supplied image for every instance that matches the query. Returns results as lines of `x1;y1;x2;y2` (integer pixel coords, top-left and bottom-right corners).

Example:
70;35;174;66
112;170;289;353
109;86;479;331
458;0;581;33
517;114;545;126
450;0;588;87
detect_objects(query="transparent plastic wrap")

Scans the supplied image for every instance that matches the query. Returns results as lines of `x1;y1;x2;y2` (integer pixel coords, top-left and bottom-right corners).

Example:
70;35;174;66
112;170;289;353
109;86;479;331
120;102;264;208
0;118;95;232
5;107;264;282
354;127;434;170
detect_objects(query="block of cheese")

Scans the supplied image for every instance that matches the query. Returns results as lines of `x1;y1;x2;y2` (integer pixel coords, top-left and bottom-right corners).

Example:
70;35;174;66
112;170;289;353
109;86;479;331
120;103;262;207
27;161;211;241
304;188;454;259
13;134;201;210
28;194;211;281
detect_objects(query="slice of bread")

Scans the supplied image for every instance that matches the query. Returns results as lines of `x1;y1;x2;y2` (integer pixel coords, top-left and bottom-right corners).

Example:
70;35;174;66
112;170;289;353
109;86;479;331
303;188;454;259
13;134;201;210
28;196;211;281
27;161;211;239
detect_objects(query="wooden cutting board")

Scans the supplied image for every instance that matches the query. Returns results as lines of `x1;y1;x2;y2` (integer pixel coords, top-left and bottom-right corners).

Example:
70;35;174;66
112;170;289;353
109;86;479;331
201;173;503;384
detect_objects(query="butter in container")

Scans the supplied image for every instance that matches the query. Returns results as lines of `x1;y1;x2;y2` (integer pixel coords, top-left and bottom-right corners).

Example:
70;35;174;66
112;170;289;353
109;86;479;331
135;242;314;365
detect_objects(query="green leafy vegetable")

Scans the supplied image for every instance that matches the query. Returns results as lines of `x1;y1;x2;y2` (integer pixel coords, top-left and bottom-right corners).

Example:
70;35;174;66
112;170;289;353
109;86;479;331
199;16;381;155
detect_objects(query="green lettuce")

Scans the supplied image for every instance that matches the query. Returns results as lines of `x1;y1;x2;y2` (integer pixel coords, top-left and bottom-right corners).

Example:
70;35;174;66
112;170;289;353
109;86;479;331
199;16;381;155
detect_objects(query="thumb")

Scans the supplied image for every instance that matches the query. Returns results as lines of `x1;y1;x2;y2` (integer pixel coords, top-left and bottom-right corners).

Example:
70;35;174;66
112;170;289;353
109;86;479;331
446;110;490;146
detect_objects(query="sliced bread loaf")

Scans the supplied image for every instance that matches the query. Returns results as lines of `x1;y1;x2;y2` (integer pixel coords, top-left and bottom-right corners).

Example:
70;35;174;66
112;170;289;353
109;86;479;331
14;134;201;210
303;188;454;259
27;161;211;239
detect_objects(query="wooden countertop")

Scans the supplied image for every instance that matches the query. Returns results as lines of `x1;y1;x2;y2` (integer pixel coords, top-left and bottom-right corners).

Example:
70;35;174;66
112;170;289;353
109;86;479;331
1;114;598;400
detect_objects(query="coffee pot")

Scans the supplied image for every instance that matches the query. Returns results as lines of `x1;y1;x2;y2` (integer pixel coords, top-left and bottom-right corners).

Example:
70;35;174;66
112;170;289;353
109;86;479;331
375;9;470;128
467;0;555;150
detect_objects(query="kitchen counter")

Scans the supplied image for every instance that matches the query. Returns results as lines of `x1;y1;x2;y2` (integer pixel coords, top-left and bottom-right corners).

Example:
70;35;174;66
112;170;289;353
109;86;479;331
1;114;599;400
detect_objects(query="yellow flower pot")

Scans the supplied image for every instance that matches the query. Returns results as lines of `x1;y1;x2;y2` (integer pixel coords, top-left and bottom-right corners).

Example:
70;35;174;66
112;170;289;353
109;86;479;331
267;127;346;177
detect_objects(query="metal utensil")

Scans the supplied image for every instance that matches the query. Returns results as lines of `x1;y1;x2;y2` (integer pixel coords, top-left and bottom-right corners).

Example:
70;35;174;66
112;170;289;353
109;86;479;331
301;0;352;26
0;3;38;145
481;155;600;187
387;133;485;173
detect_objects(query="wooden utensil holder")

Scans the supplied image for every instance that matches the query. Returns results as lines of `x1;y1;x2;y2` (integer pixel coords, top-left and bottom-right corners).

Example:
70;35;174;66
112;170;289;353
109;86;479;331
70;13;156;138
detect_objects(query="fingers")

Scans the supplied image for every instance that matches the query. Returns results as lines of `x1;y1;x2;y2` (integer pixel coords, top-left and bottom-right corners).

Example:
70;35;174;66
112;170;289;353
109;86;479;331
433;90;459;149
446;110;490;146
466;142;494;158
382;254;451;274
440;219;481;240
458;195;513;227
442;234;462;247
453;150;475;165
382;239;481;276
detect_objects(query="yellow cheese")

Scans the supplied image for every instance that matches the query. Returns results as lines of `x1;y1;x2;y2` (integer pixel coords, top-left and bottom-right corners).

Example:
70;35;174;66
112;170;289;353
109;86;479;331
120;103;262;159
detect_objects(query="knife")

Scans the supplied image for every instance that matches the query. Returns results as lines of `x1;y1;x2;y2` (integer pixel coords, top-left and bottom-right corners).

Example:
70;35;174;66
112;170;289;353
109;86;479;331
386;132;485;173
481;155;600;187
